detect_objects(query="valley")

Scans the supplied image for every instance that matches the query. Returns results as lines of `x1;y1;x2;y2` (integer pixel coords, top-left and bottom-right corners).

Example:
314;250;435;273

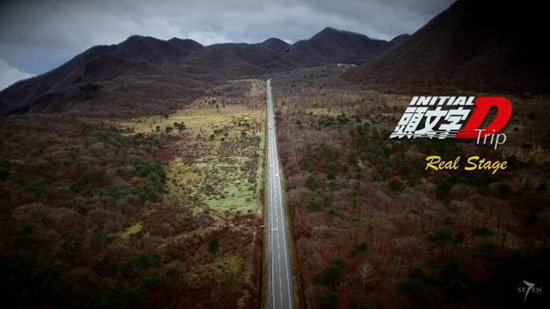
0;0;549;308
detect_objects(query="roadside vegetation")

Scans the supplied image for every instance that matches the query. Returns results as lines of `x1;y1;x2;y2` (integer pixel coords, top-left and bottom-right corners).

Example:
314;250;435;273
272;66;550;308
124;102;265;215
0;79;265;308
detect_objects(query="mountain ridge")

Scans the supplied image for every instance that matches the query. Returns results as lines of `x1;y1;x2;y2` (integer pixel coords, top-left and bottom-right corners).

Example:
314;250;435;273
344;0;549;94
283;26;389;66
0;27;394;115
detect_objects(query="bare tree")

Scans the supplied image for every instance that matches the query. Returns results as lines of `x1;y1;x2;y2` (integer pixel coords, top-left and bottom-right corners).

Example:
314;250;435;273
358;260;375;290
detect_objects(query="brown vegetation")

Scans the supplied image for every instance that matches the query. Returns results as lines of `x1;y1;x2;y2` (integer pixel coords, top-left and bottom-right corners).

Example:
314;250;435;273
272;68;550;308
0;80;266;308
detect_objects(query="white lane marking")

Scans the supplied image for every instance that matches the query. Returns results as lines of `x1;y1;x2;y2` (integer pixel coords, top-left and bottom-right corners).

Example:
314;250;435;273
268;123;276;309
269;154;275;309
267;78;293;309
276;168;293;309
268;79;275;309
274;169;283;307
270;81;293;309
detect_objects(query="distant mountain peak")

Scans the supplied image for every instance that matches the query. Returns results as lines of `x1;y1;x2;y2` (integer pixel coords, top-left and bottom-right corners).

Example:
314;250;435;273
316;27;368;39
113;35;202;63
283;26;388;66
388;34;409;47
262;37;288;44
259;38;290;52
167;38;203;51
122;35;156;43
320;26;344;33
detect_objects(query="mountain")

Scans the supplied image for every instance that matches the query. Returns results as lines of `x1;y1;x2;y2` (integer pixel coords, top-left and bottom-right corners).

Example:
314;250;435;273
113;35;203;63
283;27;389;66
175;43;298;77
388;34;409;47
0;36;206;115
258;38;290;52
0;45;116;115
167;37;203;52
344;0;549;94
0;27;392;115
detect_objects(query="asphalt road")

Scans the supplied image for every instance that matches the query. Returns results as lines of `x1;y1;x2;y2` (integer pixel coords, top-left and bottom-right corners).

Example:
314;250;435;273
266;79;294;309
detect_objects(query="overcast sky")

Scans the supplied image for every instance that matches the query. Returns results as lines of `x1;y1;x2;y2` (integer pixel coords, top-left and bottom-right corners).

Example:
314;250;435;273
0;0;453;90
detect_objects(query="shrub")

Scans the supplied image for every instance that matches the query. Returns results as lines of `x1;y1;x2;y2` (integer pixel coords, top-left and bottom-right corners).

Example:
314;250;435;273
436;178;453;200
0;160;13;182
454;232;465;245
118;252;163;278
496;182;512;196
315;258;347;286
438;259;475;301
309;191;321;211
28;182;53;194
348;153;359;165
140;273;167;289
164;266;182;280
328;208;339;217
97;186;125;198
15;224;36;246
473;226;494;237
71;170;106;193
428;227;455;247
209;237;220;256
349;242;369;257
131;185;156;201
173;122;186;132
305;174;320;191
321;291;339;309
301;157;312;172
352;191;359;206
397;278;430;302
473;241;498;260
133;160;166;185
443;216;455;226
66;200;86;214
389;179;404;192
61;234;82;255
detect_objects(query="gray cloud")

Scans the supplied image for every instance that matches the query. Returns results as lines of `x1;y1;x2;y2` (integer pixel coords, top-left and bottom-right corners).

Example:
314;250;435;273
0;0;453;87
0;59;34;90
